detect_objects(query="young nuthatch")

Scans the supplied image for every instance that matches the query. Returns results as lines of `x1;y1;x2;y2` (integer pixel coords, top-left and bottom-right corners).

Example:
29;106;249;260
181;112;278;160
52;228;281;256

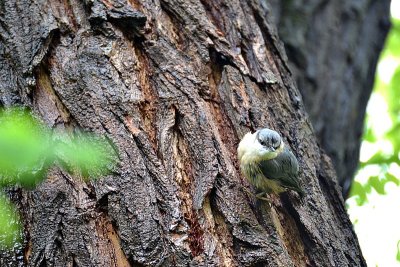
237;128;304;198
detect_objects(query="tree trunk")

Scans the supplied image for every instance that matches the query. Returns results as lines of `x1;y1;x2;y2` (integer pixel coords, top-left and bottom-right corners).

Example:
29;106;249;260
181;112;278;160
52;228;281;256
269;0;391;196
0;0;366;266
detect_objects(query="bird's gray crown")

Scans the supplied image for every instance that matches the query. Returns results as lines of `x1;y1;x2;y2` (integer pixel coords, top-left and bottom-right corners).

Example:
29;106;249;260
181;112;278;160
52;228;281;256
256;128;281;149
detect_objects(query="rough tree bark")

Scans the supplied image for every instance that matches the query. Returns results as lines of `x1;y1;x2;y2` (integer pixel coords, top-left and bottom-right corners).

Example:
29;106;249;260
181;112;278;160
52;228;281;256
268;0;391;196
0;0;368;266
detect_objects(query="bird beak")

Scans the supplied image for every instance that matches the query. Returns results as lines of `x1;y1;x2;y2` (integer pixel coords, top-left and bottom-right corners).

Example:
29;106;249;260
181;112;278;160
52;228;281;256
270;147;275;152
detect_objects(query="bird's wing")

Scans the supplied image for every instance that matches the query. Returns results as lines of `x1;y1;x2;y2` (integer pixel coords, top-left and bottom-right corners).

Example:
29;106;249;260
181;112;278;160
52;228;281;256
259;146;302;193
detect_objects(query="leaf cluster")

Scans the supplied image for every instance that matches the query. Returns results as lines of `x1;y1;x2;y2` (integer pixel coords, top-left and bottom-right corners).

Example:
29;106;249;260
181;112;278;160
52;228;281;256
349;18;400;205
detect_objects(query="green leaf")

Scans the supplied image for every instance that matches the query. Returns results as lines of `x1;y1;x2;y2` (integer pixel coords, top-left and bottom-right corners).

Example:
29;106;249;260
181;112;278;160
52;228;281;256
0;108;52;188
0;108;118;187
386;173;400;186
349;181;368;206
368;176;386;195
388;68;400;117
0;194;21;248
0;107;119;249
54;133;117;180
359;153;398;168
385;18;400;58
363;126;376;142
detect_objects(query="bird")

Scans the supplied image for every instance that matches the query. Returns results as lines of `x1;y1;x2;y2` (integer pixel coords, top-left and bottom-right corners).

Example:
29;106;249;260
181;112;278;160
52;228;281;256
237;128;304;199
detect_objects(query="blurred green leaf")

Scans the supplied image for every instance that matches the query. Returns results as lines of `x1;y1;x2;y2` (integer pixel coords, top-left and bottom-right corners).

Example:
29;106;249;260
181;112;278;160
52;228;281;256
386;173;400;186
368;176;386;195
0;194;21;248
349;181;368;206
0;108;117;187
386;124;400;146
388;68;400;117
55;133;116;180
397;240;400;262
359;152;398;168
363;125;377;142
384;19;400;58
0;108;52;188
0;107;118;249
350;170;400;202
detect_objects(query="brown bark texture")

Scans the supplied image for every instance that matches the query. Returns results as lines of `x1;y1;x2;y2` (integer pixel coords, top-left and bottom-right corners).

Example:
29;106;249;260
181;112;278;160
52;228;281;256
0;0;367;266
269;0;391;196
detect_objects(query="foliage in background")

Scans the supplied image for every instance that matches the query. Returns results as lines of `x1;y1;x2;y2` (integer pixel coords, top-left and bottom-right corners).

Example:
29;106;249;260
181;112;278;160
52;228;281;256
0;108;117;248
349;17;400;205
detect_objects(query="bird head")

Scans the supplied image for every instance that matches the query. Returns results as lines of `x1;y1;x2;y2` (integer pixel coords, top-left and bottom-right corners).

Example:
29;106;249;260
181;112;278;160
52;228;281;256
256;128;282;153
238;128;284;163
